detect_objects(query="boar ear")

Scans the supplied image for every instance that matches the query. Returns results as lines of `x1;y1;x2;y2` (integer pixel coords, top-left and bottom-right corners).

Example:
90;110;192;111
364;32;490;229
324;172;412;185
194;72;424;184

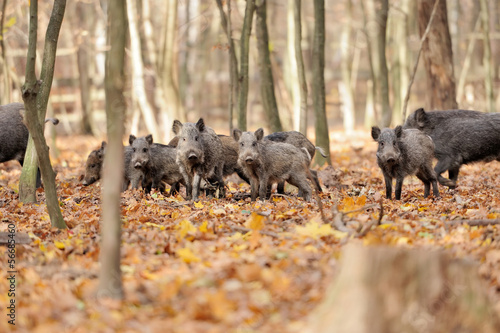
129;135;136;145
145;134;153;145
233;128;242;141
196;118;205;132
100;141;107;150
415;108;427;127
395;125;403;138
172;120;183;135
371;126;381;141
255;128;264;141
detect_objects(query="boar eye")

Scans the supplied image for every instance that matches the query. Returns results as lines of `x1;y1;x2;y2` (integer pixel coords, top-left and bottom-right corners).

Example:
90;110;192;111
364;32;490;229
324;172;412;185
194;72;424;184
252;142;257;147
393;142;396;147
380;142;384;147
132;147;136;152
183;138;186;141
91;164;96;168
195;136;199;141
143;148;148;153
240;142;244;147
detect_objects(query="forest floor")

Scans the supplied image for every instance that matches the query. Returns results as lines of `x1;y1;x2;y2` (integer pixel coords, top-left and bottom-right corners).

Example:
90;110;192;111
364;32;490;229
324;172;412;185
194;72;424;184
1;133;500;332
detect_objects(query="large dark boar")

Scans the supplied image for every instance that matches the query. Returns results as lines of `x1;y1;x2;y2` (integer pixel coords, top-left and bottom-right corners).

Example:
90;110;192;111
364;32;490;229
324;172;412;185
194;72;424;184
404;107;500;188
372;125;439;200
173;118;225;201
0;102;58;188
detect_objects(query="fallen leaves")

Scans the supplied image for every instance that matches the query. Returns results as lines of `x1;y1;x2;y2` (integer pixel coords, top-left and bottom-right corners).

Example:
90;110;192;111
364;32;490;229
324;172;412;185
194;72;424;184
1;134;500;332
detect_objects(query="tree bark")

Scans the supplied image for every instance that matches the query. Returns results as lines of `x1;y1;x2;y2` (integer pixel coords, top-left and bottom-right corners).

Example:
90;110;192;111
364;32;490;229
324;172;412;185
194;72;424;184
479;0;494;113
21;0;66;229
160;0;185;128
312;0;331;166
98;0;126;300
370;0;391;126
127;0;160;139
0;0;11;105
418;0;458;110
307;244;500;333
237;0;255;131
339;0;354;134
76;1;95;135
255;0;282;132
293;0;307;135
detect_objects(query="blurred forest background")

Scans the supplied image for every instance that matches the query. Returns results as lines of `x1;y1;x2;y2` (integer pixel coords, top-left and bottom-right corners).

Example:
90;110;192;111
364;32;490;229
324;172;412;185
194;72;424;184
0;0;498;142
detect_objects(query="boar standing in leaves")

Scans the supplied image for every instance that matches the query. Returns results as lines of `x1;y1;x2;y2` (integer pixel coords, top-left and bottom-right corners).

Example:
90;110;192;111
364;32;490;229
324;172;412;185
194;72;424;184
82;141;137;192
128;134;184;194
233;128;313;201
404;107;500;188
372;125;439;200
173;118;225;201
0;102;58;188
264;130;326;193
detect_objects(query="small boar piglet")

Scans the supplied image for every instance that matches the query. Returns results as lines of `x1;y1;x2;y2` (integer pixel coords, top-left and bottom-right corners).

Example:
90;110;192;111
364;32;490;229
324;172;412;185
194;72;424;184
233;128;312;201
372;125;439;200
129;134;184;195
264;130;325;193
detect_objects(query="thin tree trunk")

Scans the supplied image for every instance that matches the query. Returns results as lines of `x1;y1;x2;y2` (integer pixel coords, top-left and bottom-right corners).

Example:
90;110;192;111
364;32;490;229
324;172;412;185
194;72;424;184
0;0;11;105
286;0;300;132
127;0;160;139
21;0;66;229
479;0;494;113
417;0;458;110
215;0;239;132
360;0;378;128
98;0;126;300
340;0;354;134
160;0;185;126
76;1;94;135
293;0;307;135
456;16;480;105
312;0;331;166
255;0;282;132
237;0;255;131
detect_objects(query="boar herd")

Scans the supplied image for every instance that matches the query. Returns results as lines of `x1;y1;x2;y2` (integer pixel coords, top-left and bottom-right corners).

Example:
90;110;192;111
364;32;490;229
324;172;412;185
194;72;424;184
83;118;327;201
1;101;499;202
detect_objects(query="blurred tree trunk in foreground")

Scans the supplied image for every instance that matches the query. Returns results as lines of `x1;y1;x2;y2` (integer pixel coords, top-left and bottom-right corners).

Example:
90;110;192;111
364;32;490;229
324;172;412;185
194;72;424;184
98;0;126;300
293;0;308;135
255;0;282;132
20;0;67;232
307;245;500;333
418;0;458;110
312;0;331;166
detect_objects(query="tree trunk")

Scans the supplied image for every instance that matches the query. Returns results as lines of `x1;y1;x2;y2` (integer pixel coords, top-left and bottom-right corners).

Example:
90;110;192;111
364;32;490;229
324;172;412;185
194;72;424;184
285;0;300;132
98;0;126;300
0;0;11;105
293;0;308;135
21;0;66;229
76;1;95;135
215;0;239;132
364;0;391;126
237;0;255;131
361;0;377;128
312;0;331;166
255;0;282;132
339;0;354;134
160;0;185;128
127;0;160;139
479;0;494;113
418;0;458;110
307;244;500;333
